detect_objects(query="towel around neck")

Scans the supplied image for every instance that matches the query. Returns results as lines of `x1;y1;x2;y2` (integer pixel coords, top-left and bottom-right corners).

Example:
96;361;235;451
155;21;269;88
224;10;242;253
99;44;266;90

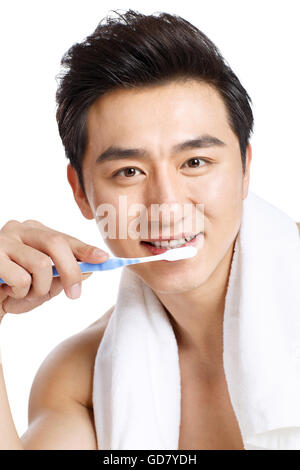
93;191;300;450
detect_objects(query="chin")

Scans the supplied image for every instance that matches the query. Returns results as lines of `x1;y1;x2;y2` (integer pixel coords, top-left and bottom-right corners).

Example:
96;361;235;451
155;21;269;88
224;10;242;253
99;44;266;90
127;261;209;295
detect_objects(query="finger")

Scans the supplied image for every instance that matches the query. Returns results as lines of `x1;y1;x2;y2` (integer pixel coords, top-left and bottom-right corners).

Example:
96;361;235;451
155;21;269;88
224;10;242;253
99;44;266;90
0;220;23;240
32;275;65;301
81;272;93;280
19;229;109;298
66;239;109;263
19;231;88;299
19;222;110;262
0;258;92;305
4;277;65;314
26;272;92;303
2;224;108;299
0;252;32;299
1;271;94;315
1;237;54;299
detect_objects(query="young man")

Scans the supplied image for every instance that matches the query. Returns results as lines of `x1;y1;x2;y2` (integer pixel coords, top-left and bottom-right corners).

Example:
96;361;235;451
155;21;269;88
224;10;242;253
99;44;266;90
0;10;299;450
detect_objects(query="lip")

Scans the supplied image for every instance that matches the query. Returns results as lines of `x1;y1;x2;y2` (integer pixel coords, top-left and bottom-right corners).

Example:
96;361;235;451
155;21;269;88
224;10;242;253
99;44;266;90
140;231;203;256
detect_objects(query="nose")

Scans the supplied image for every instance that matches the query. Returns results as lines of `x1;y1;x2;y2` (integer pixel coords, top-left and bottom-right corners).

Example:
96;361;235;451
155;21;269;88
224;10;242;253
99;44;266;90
145;168;186;233
146;167;183;206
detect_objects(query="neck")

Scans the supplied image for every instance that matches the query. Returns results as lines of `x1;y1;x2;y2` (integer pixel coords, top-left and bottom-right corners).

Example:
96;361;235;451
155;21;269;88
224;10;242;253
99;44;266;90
155;239;236;367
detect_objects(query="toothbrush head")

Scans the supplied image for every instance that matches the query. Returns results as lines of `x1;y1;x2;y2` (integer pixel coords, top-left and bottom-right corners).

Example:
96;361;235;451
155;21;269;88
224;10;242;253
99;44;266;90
161;245;198;261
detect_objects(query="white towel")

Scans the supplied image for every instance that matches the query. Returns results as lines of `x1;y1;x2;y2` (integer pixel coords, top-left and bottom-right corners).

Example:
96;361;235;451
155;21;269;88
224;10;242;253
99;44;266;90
92;191;300;450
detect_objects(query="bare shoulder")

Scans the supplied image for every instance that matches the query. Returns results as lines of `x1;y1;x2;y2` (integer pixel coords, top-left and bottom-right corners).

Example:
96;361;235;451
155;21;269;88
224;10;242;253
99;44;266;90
20;305;115;449
27;304;115;420
297;222;300;236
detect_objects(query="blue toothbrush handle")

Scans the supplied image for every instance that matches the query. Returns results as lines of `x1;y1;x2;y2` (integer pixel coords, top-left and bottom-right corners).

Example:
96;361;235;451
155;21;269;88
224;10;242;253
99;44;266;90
52;257;141;276
0;257;141;284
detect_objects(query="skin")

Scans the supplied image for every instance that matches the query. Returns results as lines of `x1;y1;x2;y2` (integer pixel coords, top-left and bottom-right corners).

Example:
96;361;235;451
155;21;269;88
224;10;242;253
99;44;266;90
17;306;115;450
2;78;299;449
70;79;252;359
67;78;253;449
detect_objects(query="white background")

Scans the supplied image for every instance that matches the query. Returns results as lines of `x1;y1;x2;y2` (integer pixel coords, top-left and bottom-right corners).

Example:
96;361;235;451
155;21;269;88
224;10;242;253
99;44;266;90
0;0;299;436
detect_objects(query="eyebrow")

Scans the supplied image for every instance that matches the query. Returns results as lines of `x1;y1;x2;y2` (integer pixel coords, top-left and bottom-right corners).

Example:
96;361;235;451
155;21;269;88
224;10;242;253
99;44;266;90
95;134;226;164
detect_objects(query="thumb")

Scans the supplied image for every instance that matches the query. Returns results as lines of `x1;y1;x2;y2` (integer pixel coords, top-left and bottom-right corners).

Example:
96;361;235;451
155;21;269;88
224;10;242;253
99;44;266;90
64;234;110;262
74;244;110;262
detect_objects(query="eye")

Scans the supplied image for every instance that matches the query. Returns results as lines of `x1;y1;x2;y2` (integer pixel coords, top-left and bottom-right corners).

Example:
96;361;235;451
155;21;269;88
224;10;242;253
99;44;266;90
113;167;142;178
182;157;207;169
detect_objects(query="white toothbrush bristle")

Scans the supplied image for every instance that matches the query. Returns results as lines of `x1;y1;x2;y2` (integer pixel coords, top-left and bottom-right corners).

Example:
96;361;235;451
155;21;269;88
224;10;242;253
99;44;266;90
162;246;198;261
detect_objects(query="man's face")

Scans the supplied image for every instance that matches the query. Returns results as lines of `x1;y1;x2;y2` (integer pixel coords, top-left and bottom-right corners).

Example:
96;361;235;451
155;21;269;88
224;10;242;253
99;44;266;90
70;79;251;294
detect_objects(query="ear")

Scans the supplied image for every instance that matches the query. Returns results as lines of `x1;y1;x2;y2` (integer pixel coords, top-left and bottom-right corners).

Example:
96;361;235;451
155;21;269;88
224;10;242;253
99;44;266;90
242;143;252;200
67;164;94;220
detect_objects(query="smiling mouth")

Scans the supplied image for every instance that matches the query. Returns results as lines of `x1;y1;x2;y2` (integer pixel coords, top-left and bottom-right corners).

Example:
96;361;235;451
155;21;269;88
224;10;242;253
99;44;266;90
140;232;203;249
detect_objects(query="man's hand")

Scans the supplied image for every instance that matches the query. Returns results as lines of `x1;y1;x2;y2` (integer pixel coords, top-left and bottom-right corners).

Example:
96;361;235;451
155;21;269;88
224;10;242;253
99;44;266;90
0;219;109;318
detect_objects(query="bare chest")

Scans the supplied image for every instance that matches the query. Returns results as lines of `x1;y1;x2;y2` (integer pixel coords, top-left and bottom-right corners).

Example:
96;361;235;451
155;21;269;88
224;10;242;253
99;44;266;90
178;355;245;450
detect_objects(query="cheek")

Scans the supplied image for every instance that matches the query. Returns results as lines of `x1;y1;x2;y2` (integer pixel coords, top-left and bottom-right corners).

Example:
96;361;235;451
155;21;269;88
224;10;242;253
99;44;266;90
104;237;141;259
97;203;143;258
93;187;135;233
196;166;244;240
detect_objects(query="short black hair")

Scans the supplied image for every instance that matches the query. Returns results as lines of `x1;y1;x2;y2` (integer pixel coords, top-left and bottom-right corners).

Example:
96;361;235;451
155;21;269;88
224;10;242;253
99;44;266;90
56;9;254;198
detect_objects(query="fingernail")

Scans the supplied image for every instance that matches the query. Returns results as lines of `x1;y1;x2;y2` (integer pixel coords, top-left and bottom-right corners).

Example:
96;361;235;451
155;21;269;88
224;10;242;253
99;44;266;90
92;248;109;257
66;282;81;299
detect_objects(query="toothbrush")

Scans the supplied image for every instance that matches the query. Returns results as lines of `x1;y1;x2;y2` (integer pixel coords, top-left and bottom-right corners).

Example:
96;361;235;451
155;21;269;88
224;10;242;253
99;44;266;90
0;246;198;284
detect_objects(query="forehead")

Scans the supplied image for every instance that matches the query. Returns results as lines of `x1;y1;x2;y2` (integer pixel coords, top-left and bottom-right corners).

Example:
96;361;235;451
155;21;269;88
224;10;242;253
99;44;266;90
86;80;234;149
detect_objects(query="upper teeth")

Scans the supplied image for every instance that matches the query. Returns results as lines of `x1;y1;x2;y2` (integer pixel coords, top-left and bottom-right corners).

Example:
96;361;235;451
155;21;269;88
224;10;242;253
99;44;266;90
149;235;195;248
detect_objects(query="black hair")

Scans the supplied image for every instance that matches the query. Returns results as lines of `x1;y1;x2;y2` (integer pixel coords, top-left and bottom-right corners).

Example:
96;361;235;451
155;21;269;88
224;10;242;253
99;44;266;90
56;9;254;197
